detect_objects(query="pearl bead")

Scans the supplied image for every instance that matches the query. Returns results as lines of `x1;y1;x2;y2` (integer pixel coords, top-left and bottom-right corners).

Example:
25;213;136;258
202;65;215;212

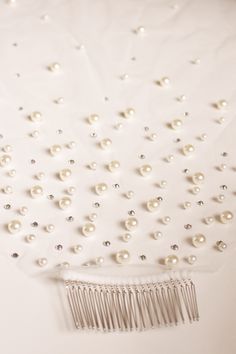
31;130;40;138
171;119;183;130
8;169;16;177
219;210;234;224
95;257;104;265
88;114;99;125
182;144;195;156
162;216;171;225
218;117;225;124
38;258;48;267
126;190;134;199
192;186;201;194
45;224;55;233
187;255;197;265
73;244;83;253
89;161;97;170
36;172;45;180
217;194;225;203
115;250;130;264
136;26;145;34
19;206;28;216
55;97;64;104
49;62;61;72
95;183;108;195
200;133;207;141
115;122;123;130
166;154;174;162
82;222;96;236
216;99;228;109
153;231;163;240
100;138;112;149
0;154;11;167
50;144;62;156
3;185;13;194
58;196;72;210
125;217;138;231
192;234;206;247
123;233;132;242
108;160;120;172
25;234;36;243
88;213;97;222
192;58;200;65
67;186;76;195
30;185;44;198
178;94;186;102
219;163;227;171
183;201;191;209
146;198;160;212
2;145;12;153
29;111;42;122
159;77;170;87
149;133;157;141
159;180;167;188
59;168;72;181
139;164;152;176
205;216;214;225
216;240;227;252
192;172;205;185
164;255;179;268
124;108;135;119
120;73;129;80
8;220;22;234
67;141;76;149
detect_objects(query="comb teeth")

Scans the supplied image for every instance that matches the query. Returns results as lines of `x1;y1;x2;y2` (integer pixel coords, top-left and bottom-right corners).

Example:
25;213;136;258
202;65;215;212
65;278;199;331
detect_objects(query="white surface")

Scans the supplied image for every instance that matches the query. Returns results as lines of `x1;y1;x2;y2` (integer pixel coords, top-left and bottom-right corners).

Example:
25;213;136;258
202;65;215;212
0;0;236;352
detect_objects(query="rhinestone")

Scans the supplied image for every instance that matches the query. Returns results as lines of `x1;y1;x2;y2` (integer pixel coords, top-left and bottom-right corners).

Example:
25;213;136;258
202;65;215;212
55;244;63;251
69;159;75;164
222;152;228;157
57;129;63;134
47;194;54;200
103;241;111;247
139;154;145;159
4;204;11;209
171;244;179;251
11;253;19;258
90;132;97;138
66;216;74;222
94;202;100;208
31;221;39;227
183;169;190;174
184;224;192;230
31;159;36;164
144;127;149;131
220;185;227;190
113;184;120;189
197;200;204;206
157;196;163;202
140;255;146;261
128;210;135;216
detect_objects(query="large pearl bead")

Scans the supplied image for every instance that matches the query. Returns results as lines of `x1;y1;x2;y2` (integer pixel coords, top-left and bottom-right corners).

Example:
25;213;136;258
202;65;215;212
192;172;205;185
164;254;179;267
88;114;99;125
108;160;120;172
219;210;234;224
123;108;135;119
115;249;130;264
125;217;138;231
95;183;108;195
192;234;206;247
59;168;72;181
182;144;195;156
216;240;227;252
146;198;160;212
0;154;11;167
8;220;22;234
100;138;112;149
187;255;197;265
82;222;96;236
171;119;183;130
139;164;152;176
29;111;42;122
58;196;72;209
30;185;44;198
50;144;62;156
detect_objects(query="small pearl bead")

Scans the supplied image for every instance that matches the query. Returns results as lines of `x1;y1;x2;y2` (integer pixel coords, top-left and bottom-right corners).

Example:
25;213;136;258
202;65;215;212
3;185;13;194
182;144;195;156
67;186;76;195
31;130;40;138
192;186;201;194
95;183;108;195
136;26;145;34
100;138;112;149
159;180;167;188
19;206;28;216
192;234;206;247
115;122;123;130
219;163;227;171
146;198;160;212
59;168;72;181
164;255;179;268
149;133;157;141
217;194;225;203
159;77;170;87
58;196;72;210
45;224;55;233
73;244;83;253
55;97;64;104
162;216;171;225
216;240;227;252
82;222;96;236
126;190;134;199
89;213;97;222
192;58;200;65
49;62;61;72
108;160;120;172
29;111;42;122
120;73;129;80
139;164;152;176
38;258;48;267
95;256;104;265
36;172;45;180
115;250;130;264
183;201;191;209
219;210;234;224
205;216;214;225
8;169;16;177
178;94;186;102
187;255;197;265
171;119;183;130
67;141;76;149
153;231;163;240
88;114;99;125
89;161;97;170
25;234;36;243
218;117;225;124
166;154;174;163
50;144;62;156
200;133;207;141
124;108;135;119
0;154;11;167
30;185;43;198
216;99;228;109
123;233;132;242
8;220;22;234
2;145;12;153
125;217;138;231
192;172;205;185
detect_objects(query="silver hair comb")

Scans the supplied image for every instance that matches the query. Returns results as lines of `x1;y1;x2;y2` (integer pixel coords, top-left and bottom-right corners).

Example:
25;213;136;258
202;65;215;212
60;265;199;332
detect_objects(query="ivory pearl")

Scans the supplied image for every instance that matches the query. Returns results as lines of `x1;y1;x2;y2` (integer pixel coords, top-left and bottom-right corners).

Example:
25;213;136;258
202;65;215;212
187;255;197;265
67;141;76;149
88;114;99;125
108;160;120;172
182;144;195;156
219;164;227;171
82;222;96;236
100;138;112;149
192;234;206;247
218;117;225;124
126;190;134;199
45;224;55;233
115;250;130;264
219;210;234;224
89;161;97;170
159;77;170;87
205;216;214;225
136;26;145;34
0;154;11;167
146;198;160;212
95;183;108;195
8;169;16;177
124;108;135;119
123;233;132;242
29;111;42;122
37;258;48;267
50;144;62;156
55;97;64;104
49;62;61;72
8;220;22;234
153;231;163;240
216;99;228;109
183;201;191;209
200;133;207;141
192;186;201;194
216;240;227;252
31;130;40;138
159;180;167;188
162;216;171;225
95;257;104;265
2;145;12;153
73;244;83;253
67;186;76;195
88;213;97;222
58;196;72;210
59;168;72;181
192;172;205;185
125;217;138;231
171;119;183;130
166;154;174;162
139;164;152;176
19;206;28;216
3;185;13;194
217;194;225;203
115;122;123;130
36;172;45;180
25;234;36;243
164;254;179;267
149;133;157;141
30;185;44;198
